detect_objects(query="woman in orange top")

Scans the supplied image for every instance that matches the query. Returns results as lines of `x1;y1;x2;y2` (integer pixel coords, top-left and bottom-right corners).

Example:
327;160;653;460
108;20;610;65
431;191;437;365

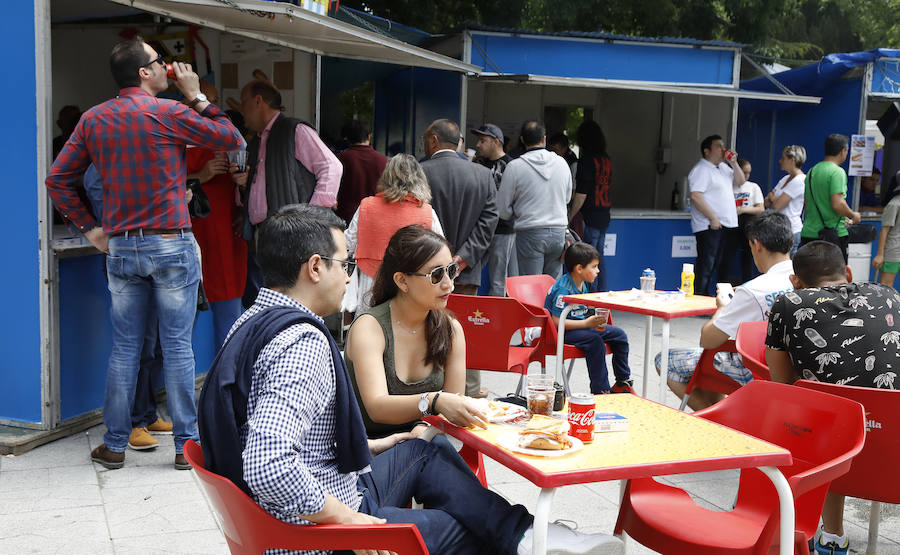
343;154;444;314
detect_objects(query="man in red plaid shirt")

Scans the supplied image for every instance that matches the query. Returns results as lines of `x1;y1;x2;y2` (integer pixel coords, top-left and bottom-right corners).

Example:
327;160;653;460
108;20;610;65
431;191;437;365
46;37;244;470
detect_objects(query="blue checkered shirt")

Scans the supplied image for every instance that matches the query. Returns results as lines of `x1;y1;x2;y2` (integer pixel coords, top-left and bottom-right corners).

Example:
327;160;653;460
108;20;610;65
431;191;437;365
235;288;362;552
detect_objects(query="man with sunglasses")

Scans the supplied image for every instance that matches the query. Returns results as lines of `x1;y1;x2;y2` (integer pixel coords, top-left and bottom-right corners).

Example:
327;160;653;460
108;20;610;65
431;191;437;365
46;37;244;470
199;203;623;555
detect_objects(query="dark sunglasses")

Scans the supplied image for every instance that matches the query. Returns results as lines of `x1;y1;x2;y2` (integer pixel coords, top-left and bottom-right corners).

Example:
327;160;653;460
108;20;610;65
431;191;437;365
408;263;459;285
320;256;356;275
143;54;165;68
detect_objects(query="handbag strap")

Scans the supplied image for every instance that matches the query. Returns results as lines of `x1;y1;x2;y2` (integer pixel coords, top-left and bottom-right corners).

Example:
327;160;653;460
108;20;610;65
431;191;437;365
807;165;838;231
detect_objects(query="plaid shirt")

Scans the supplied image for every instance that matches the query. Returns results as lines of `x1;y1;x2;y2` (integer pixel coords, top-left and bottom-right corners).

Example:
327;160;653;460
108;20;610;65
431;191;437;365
45;87;243;233
234;288;362;554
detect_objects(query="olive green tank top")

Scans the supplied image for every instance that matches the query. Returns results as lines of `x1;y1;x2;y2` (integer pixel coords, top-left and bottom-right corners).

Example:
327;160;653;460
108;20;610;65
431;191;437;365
346;301;444;438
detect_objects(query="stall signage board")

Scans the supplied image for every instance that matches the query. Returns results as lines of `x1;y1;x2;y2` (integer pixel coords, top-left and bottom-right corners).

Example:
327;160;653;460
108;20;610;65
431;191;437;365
671;236;697;258
604;234;617;256
848;135;875;177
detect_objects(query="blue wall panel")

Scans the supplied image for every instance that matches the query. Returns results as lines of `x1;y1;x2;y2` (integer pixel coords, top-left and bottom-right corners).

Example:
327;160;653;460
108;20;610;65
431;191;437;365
605;218;695;292
471;33;735;85
59;256;110;420
0;1;42;424
738;79;863;196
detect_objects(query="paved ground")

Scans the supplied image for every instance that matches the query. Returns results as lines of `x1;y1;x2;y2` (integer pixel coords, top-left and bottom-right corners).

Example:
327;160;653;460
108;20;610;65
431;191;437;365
1;311;897;554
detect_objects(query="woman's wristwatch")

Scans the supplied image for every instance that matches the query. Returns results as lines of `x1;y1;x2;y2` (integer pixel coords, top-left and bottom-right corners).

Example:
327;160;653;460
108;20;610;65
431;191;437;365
417;392;431;417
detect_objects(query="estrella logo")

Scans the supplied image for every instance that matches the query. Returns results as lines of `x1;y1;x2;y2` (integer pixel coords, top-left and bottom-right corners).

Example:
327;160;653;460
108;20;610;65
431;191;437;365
468;309;491;326
865;411;883;432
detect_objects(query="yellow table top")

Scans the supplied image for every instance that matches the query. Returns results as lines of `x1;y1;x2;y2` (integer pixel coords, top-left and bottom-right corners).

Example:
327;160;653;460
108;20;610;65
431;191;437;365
561;291;717;319
427;395;790;488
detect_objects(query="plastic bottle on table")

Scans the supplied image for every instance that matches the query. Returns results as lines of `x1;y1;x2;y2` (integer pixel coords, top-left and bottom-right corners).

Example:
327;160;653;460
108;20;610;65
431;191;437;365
680;263;695;297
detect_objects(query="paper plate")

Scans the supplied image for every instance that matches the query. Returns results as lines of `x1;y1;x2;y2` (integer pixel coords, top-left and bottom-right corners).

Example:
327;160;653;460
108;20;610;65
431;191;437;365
479;400;527;423
497;431;584;457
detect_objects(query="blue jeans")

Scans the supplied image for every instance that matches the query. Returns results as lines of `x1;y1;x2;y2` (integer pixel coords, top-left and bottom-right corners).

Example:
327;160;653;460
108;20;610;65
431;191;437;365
564;325;631;393
487;232;517;296
515;227;565;278
694;228;728;297
355;439;532;555
131;304;162;428
581;224;608;292
104;232;200;454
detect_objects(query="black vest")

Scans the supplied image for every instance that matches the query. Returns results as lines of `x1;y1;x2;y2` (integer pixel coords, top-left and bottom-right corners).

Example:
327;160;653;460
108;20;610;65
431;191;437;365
243;115;317;234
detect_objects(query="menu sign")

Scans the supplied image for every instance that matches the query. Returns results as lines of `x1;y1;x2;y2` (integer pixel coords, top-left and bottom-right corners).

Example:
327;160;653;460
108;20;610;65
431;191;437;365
848;135;875;177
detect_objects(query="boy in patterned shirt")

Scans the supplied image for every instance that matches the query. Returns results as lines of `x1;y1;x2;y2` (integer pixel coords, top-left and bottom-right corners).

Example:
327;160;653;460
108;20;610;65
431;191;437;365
766;240;900;555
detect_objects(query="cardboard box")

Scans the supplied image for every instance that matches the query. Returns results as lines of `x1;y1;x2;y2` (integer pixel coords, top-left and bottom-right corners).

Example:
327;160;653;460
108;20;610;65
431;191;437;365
595;412;629;433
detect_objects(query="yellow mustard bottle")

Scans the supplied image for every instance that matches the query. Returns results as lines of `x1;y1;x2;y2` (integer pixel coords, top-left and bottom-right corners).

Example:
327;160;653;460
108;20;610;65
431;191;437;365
680;263;695;297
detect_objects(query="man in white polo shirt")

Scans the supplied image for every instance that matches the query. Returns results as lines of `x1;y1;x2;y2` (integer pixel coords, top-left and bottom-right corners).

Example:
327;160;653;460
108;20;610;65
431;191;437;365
656;211;794;410
689;134;745;296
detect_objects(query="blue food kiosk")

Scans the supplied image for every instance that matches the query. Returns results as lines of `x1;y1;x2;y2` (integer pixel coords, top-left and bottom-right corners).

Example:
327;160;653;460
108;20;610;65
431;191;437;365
1;0;476;448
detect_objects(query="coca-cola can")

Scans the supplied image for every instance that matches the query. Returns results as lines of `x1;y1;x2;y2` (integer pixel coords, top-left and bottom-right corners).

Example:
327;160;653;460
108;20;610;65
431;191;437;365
567;393;596;443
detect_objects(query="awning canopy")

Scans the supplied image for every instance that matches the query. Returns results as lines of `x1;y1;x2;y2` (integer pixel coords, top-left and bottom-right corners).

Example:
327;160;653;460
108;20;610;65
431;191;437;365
106;0;480;73
475;73;821;104
740;48;900;110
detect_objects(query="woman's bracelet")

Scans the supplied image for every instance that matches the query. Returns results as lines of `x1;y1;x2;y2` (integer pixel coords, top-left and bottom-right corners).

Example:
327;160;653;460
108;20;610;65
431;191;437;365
430;392;442;415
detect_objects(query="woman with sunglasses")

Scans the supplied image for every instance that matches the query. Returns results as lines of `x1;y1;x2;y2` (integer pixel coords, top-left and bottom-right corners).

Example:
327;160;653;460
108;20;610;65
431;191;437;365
343;154;444;316
345;225;487;443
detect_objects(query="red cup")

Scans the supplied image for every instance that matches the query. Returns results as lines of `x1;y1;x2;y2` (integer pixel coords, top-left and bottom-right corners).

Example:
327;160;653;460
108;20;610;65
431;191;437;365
166;63;176;80
723;149;737;162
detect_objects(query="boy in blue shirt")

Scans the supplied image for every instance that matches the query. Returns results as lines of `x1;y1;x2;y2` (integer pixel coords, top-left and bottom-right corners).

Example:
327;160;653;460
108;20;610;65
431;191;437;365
544;242;634;394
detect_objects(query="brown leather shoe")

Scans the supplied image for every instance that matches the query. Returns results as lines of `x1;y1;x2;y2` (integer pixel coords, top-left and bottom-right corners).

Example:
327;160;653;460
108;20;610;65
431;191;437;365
146;417;173;435
128;427;159;450
91;444;125;470
174;453;191;471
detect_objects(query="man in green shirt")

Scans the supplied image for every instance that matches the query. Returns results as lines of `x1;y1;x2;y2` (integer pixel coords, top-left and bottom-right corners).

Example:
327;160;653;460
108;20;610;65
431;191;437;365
800;134;861;262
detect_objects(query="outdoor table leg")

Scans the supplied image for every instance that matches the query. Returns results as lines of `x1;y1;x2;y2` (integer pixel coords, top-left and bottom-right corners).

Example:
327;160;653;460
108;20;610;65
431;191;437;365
657;319;671;403
618;479;631;552
759;466;794;555
555;304;574;395
641;315;653;398
532;487;556;555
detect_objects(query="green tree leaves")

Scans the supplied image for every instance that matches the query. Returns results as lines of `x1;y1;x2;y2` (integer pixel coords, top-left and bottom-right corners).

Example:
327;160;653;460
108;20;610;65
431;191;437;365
342;0;899;63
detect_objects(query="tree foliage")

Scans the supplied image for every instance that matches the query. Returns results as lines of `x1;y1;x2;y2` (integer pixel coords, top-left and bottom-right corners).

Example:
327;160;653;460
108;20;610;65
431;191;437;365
343;0;899;64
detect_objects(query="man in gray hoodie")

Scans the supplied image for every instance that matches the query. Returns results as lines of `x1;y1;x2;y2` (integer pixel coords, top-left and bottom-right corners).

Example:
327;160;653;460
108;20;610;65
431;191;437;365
497;121;573;277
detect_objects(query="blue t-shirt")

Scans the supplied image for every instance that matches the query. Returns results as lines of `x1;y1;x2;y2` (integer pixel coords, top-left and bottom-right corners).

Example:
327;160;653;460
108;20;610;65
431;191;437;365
544;273;590;320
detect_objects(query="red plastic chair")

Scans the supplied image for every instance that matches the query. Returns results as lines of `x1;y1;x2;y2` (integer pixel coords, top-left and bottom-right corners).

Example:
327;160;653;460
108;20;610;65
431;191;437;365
446;294;546;396
736;321;771;380
614;380;866;555
795;380;900;549
505;275;612;391
679;323;773;411
677;340;740;411
183;440;429;554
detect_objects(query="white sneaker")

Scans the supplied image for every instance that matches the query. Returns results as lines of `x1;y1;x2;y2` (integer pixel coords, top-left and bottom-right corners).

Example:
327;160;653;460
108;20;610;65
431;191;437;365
523;326;543;346
518;522;624;555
